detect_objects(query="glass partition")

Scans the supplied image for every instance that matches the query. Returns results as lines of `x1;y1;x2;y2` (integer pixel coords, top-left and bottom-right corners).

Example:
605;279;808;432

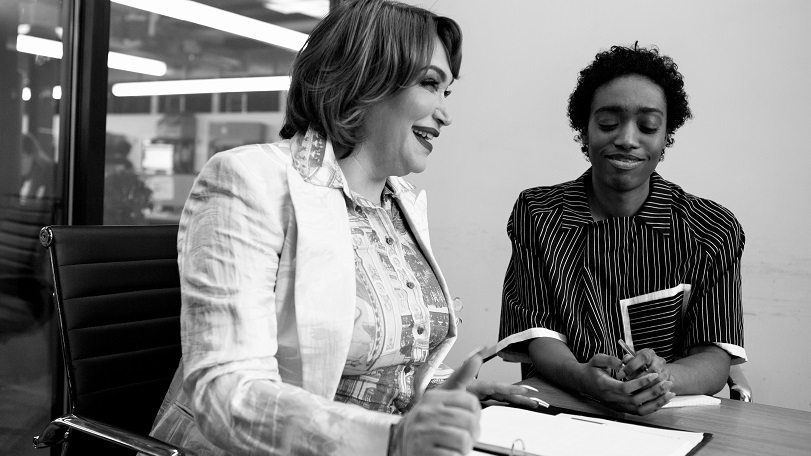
0;0;65;453
104;0;326;225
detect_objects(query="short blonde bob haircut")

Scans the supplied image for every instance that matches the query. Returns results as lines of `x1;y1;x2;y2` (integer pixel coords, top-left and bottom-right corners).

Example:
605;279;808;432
279;0;462;158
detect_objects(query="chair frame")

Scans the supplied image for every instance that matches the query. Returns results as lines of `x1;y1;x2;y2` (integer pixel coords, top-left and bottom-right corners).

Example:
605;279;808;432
32;224;194;456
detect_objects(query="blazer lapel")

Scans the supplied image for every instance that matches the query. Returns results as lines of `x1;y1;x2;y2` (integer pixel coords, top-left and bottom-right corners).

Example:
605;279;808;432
287;166;355;398
393;184;458;399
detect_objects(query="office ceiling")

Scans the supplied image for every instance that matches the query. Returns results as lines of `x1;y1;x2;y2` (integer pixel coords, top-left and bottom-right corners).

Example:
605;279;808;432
108;0;327;84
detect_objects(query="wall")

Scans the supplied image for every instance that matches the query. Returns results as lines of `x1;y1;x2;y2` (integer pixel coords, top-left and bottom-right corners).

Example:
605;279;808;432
403;0;811;411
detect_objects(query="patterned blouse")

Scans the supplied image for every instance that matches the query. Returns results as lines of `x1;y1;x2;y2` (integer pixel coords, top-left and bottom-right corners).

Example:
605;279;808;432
334;185;450;414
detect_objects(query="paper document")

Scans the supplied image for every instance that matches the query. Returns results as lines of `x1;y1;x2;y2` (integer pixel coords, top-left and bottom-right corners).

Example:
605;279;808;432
472;406;706;456
662;394;721;408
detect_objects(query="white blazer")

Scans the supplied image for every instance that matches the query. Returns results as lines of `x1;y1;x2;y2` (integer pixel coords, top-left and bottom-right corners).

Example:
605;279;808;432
149;130;457;456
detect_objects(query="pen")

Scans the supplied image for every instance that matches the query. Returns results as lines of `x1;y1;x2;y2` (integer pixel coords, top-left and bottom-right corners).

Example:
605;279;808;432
617;339;636;358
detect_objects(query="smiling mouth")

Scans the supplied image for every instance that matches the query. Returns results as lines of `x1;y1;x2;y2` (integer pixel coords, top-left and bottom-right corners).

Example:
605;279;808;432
413;127;438;152
605;154;645;170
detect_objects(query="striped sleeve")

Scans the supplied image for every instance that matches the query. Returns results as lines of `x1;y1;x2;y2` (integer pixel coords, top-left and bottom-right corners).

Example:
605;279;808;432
682;197;746;362
498;190;568;362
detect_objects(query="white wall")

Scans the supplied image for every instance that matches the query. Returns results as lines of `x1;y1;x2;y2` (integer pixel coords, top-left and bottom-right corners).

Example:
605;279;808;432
403;0;811;411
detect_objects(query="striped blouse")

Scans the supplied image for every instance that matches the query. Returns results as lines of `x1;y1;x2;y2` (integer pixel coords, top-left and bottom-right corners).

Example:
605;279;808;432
498;170;746;374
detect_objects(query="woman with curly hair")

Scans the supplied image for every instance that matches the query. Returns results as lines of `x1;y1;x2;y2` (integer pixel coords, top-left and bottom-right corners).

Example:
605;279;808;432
495;44;746;415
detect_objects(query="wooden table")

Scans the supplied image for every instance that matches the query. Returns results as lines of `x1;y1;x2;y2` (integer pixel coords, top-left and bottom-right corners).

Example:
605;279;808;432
514;376;811;456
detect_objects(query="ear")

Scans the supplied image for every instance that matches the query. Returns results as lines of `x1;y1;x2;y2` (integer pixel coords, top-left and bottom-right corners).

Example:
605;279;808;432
578;131;589;153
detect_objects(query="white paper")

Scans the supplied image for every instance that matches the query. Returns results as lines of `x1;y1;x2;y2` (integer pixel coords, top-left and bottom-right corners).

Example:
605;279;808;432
472;406;705;456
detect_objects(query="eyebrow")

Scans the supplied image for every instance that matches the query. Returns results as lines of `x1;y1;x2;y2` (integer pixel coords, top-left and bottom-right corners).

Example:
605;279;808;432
594;105;664;116
424;65;450;83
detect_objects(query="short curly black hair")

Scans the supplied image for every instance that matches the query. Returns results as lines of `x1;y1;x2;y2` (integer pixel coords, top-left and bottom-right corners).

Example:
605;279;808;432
567;44;692;149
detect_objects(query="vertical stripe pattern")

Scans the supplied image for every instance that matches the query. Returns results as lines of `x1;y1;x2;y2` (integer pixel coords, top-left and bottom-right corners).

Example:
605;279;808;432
499;170;745;374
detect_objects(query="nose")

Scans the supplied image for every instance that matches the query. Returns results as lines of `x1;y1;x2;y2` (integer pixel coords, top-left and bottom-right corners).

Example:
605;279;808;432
614;122;640;149
434;96;452;127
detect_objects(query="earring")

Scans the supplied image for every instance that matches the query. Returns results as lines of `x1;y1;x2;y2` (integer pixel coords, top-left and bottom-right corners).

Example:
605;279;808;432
659;149;666;162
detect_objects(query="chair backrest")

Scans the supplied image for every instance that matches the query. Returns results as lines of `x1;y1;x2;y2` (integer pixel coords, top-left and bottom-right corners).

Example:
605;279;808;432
0;201;55;337
40;224;181;455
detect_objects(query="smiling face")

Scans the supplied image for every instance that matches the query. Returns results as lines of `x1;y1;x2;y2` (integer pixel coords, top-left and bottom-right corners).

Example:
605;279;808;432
356;35;453;177
586;74;667;198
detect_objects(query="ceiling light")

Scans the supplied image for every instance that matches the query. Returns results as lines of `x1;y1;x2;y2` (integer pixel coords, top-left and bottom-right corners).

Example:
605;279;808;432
263;0;329;19
107;53;168;76
16;34;61;59
111;76;291;97
16;34;167;76
111;0;308;52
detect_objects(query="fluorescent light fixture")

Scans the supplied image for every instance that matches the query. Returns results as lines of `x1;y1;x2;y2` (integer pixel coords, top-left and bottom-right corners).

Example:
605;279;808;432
263;0;329;19
52;85;62;100
16;34;61;59
22;87;31;101
108;53;168;76
112;76;291;97
111;0;308;52
16;34;167;76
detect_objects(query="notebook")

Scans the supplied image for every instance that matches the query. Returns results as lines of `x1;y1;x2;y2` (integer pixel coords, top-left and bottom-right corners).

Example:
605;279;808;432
662;394;721;408
472;406;709;456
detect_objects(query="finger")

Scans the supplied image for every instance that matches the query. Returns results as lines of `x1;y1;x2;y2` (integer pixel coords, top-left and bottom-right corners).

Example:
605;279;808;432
441;353;483;391
618;372;660;395
637;391;676;416
431;425;476;455
489;392;547;408
424;389;482;413
618;354;649;380
630;379;672;406
589;353;624;371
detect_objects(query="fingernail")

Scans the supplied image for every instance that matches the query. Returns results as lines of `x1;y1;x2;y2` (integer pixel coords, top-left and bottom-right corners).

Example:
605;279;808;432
663;381;673;390
646;373;659;381
666;392;676;401
522;385;539;392
529;397;550;408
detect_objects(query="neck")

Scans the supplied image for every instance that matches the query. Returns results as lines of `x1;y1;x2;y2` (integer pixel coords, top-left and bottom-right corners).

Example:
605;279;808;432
338;152;387;206
586;177;650;221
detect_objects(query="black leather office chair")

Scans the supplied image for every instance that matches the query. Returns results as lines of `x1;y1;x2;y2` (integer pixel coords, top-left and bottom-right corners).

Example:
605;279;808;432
728;364;752;402
0;200;54;342
32;224;194;456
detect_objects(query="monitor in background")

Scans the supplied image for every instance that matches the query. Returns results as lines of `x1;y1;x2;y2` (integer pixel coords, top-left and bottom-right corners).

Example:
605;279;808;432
141;142;174;174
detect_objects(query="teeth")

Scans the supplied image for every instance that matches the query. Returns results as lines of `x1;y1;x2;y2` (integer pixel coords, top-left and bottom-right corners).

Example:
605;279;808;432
413;129;434;141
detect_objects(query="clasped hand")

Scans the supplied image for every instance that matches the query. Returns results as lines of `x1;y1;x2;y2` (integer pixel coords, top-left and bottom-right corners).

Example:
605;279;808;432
392;354;543;456
580;348;674;415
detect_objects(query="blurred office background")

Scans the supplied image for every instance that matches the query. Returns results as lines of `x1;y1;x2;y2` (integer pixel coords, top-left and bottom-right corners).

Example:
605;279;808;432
0;1;808;454
0;1;330;453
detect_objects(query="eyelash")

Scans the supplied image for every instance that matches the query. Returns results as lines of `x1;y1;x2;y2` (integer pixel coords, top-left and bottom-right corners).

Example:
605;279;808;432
421;78;451;98
598;123;659;134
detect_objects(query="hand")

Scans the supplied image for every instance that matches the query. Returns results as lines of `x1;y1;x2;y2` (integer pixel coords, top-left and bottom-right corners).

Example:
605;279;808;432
578;353;674;416
467;380;545;409
391;355;483;456
617;347;671;383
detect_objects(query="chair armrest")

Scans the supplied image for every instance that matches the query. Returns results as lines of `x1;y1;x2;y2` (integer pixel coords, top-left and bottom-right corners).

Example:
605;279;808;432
727;364;752;402
33;413;196;456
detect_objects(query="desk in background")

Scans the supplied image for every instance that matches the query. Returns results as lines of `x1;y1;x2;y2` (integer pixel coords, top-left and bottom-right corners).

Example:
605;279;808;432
517;376;811;456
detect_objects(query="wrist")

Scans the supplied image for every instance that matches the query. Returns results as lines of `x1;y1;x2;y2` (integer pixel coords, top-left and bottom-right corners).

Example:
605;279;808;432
566;360;587;396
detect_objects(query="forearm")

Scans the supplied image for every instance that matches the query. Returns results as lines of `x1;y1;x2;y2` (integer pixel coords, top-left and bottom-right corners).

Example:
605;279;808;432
527;337;586;395
666;344;731;395
191;367;399;456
